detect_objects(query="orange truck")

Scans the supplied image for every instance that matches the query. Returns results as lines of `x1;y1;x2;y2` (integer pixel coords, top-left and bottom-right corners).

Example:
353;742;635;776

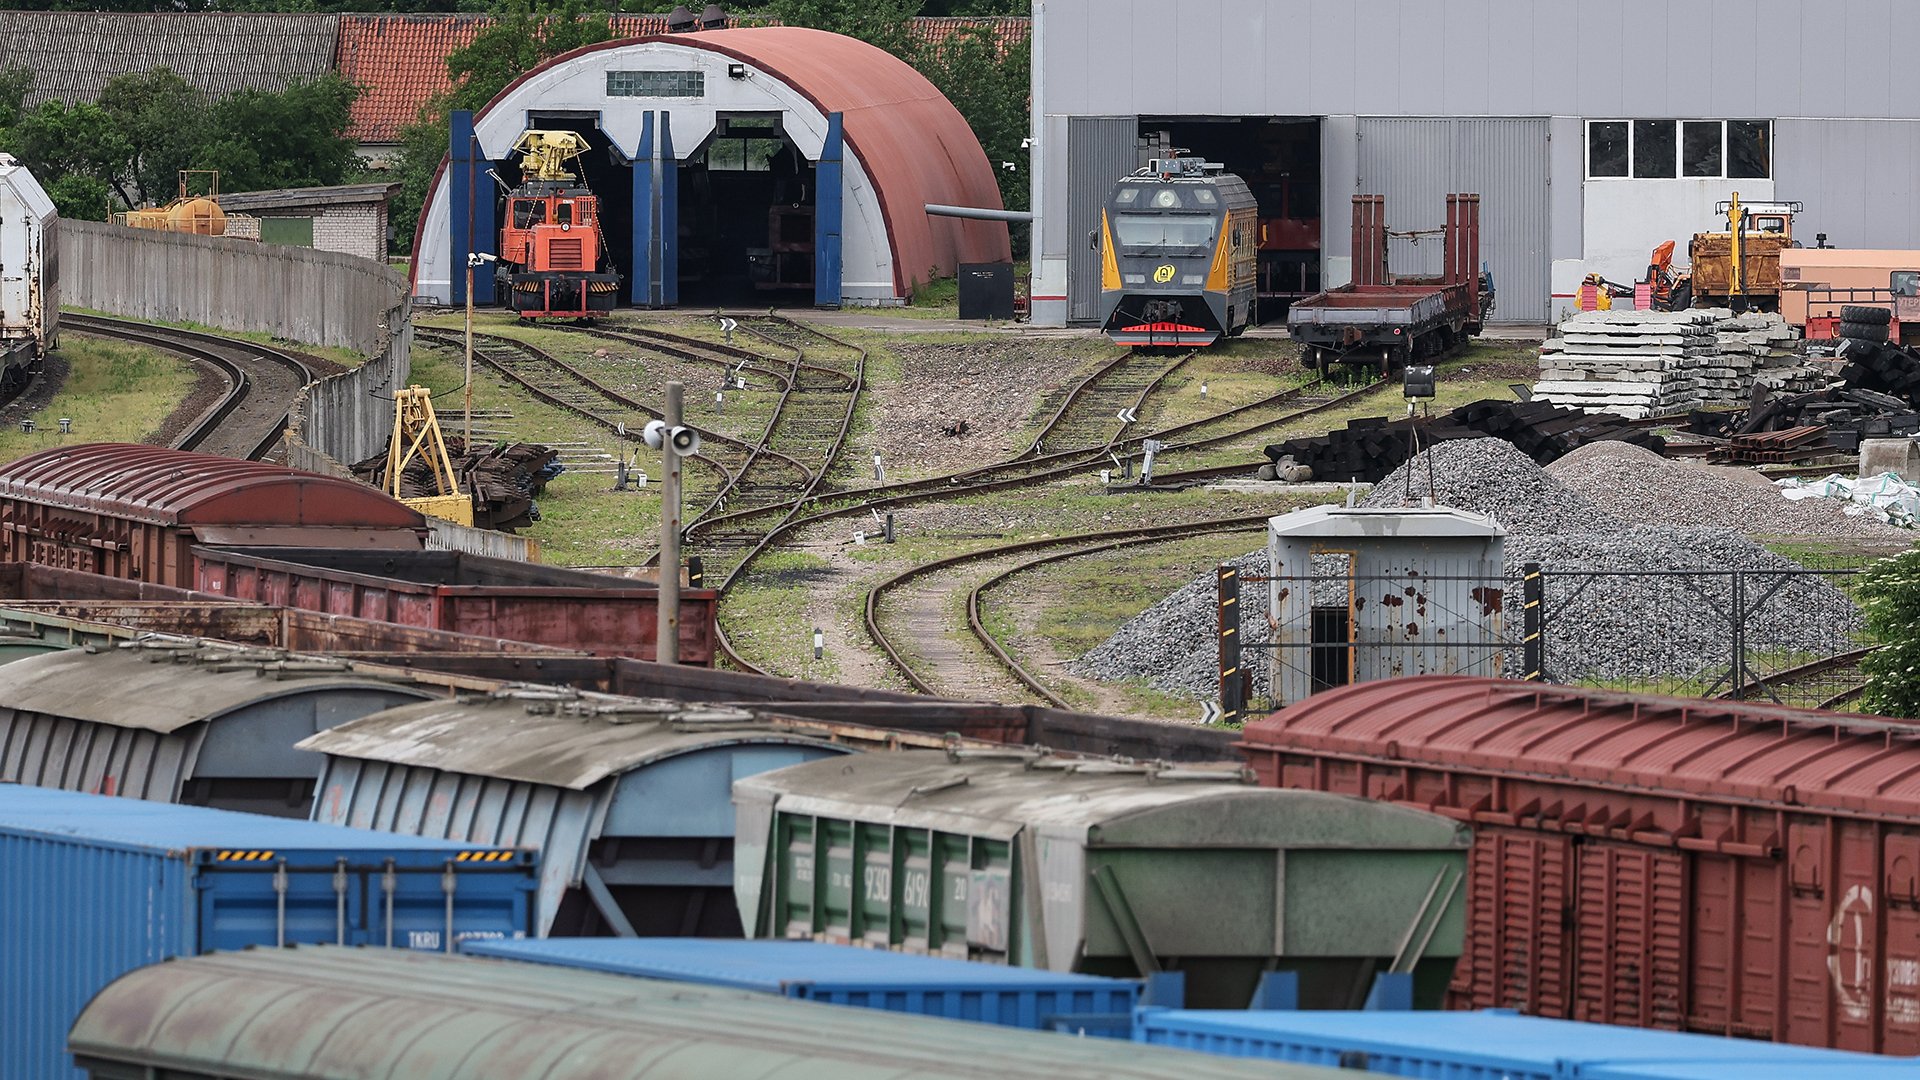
1780;248;1920;343
1685;192;1801;311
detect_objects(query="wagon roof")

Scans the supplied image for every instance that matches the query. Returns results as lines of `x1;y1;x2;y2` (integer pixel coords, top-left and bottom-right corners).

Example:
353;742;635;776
0;646;430;733
69;946;1311;1080
297;692;841;790
0;444;424;530
1240;675;1920;817
734;749;1471;847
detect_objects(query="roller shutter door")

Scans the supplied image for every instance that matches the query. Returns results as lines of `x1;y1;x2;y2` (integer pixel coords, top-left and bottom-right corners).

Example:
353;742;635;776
1357;117;1549;323
1067;117;1138;324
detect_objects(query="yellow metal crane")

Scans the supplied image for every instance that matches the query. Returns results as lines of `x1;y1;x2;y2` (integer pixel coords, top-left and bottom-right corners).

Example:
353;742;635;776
384;386;474;526
513;130;592;182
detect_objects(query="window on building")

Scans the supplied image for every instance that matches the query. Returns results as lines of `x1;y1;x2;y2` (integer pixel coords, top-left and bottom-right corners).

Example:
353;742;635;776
606;70;704;98
1682;121;1722;177
706;137;785;172
1588;121;1629;177
1633;120;1676;177
1589;119;1771;179
1729;120;1770;178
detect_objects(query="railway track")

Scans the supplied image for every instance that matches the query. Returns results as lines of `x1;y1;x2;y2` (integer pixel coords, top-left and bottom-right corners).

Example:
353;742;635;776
863;514;1272;703
64;314;316;461
1722;646;1875;710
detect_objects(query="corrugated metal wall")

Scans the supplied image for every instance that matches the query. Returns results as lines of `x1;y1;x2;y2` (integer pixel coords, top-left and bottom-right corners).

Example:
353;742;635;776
1357;117;1550;323
312;758;600;936
1067;117;1138;324
1774;119;1920;250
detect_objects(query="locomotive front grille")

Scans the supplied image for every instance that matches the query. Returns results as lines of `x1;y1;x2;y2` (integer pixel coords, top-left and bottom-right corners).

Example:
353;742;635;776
546;237;585;270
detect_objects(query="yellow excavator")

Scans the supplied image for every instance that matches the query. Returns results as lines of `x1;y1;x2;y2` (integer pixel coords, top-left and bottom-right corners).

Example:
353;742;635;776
383;386;474;526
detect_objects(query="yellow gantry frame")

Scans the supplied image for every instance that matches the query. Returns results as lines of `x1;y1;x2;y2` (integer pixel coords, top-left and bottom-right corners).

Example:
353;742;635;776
513;130;592;182
385;386;474;526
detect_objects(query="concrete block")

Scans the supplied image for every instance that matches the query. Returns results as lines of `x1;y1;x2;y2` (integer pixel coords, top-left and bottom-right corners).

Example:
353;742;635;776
1860;438;1920;482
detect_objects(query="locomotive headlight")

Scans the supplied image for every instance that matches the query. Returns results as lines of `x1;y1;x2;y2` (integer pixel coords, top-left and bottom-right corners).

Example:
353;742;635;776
1181;274;1205;285
1122;273;1146;284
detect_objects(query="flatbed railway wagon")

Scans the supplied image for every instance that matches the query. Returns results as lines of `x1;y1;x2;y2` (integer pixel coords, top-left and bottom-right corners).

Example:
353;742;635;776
1289;194;1490;375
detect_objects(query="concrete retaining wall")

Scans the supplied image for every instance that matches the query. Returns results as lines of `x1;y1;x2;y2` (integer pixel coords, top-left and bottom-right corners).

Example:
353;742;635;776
60;219;412;475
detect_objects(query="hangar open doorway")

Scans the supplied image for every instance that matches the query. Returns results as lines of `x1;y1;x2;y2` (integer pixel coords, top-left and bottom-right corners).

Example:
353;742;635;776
1138;117;1321;321
679;114;818;307
514;112;637;300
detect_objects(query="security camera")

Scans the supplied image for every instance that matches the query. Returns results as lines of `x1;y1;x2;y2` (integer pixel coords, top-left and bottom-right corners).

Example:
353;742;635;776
669;425;701;454
467;252;498;267
1019;137;1031;150
642;419;667;449
1002;161;1016;171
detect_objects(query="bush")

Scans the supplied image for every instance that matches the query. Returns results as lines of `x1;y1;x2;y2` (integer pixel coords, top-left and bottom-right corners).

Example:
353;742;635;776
1857;548;1920;717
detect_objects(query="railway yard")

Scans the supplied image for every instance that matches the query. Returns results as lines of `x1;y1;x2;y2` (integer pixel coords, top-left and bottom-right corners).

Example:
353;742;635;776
10;3;1920;1077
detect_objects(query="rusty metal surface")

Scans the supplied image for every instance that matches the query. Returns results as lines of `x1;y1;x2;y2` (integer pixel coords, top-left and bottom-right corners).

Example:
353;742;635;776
0;646;431;734
68;947;1316;1080
1238;675;1920;1052
299;690;842;791
0;443;423;528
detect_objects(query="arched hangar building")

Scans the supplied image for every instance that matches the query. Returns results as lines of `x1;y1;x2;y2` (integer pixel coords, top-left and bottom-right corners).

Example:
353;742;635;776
413;27;1010;309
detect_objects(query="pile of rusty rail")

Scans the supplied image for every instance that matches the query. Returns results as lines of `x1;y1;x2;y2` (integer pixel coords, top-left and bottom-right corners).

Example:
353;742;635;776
352;438;562;531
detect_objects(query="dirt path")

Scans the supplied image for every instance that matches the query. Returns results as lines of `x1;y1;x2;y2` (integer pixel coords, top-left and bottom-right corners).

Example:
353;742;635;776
877;556;1048;704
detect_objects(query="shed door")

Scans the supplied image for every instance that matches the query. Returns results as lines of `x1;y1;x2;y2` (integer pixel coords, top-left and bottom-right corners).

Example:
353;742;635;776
1573;842;1686;1029
1356;117;1549;323
1067;117;1139;324
260;217;315;247
1453;828;1571;1015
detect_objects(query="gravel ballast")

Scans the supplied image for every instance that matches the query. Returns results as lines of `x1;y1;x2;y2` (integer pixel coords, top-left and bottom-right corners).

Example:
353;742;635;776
1546;439;1909;539
1079;439;1864;700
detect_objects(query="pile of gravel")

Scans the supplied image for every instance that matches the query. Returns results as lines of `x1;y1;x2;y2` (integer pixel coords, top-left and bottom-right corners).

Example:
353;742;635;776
1078;440;1863;699
1362;438;1622;535
1547;440;1911;538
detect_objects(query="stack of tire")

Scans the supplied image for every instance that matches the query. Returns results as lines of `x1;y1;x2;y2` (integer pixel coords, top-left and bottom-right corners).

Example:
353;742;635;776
1833;305;1920;401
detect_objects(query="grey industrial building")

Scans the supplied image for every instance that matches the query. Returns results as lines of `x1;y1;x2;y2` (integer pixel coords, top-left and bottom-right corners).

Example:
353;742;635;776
1029;0;1920;328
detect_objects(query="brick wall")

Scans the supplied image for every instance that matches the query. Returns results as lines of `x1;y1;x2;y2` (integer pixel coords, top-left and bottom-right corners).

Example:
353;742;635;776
223;203;390;262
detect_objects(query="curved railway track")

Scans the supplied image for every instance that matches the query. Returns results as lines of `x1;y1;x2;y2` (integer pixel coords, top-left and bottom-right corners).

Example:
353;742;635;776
863;514;1272;703
1721;646;1875;710
63;314;316;460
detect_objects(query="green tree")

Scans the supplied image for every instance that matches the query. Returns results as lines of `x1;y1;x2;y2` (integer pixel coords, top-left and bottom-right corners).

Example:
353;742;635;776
199;74;362;191
0;69;34;131
97;67;208;204
915;26;1029;249
386;0;612;253
4;99;133;208
1858;549;1920;718
763;0;919;53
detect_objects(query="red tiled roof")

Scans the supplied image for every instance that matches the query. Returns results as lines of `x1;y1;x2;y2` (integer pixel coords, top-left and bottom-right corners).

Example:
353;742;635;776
336;13;1028;145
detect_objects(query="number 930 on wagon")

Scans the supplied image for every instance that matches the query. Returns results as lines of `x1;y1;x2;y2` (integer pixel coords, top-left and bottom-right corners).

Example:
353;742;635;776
1096;157;1257;348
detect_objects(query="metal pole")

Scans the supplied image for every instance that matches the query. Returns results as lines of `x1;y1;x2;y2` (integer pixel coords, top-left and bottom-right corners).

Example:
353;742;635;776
464;258;475;451
1218;563;1243;722
658;381;683;665
1521;561;1544;681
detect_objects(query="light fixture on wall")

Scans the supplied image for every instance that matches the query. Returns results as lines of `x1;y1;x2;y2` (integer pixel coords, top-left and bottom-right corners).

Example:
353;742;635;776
728;63;748;79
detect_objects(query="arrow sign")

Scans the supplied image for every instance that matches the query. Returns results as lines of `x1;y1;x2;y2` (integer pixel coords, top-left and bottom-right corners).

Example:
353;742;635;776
719;317;739;333
1201;701;1223;724
1116;408;1138;424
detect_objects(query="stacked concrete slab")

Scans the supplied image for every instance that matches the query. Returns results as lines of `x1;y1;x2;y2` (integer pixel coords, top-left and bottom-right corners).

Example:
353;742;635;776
1534;310;1796;418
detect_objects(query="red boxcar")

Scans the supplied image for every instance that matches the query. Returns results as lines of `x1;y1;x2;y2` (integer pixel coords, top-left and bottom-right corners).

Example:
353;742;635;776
0;443;424;586
192;547;719;667
1238;676;1920;1054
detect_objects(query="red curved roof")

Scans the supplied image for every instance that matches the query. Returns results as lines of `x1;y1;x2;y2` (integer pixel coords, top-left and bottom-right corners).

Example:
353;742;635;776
445;27;1010;297
1240;676;1920;819
0;444;424;529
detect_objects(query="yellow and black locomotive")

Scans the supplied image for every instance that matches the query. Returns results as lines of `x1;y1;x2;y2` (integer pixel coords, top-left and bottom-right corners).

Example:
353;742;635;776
1098;158;1258;347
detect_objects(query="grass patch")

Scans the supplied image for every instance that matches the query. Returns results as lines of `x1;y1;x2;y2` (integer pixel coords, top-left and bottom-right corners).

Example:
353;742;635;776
63;307;366;369
720;550;840;678
0;337;196;461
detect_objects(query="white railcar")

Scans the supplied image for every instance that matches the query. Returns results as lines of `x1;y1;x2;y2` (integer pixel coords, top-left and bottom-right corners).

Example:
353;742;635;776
0;155;55;392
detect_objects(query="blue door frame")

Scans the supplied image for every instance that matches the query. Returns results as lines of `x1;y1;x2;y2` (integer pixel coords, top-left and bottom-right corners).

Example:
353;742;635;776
449;110;497;305
815;111;844;308
631;112;654;307
660;113;679;307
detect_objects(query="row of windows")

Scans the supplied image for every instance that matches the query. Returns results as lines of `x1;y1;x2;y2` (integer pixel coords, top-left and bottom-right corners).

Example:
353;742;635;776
1587;119;1771;180
607;69;704;98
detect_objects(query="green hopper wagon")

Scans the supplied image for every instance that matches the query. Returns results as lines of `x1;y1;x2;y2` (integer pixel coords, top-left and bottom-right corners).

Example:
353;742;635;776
734;748;1472;1009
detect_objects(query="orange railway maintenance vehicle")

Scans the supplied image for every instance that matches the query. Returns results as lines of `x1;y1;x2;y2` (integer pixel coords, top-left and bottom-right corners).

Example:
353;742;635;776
498;130;621;320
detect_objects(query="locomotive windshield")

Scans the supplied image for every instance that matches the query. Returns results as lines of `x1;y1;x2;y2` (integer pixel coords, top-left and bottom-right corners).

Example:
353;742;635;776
1112;212;1216;255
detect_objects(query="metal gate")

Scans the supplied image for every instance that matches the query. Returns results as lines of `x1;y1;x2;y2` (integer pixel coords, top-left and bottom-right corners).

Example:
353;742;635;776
1067;116;1139;324
1356;117;1550;323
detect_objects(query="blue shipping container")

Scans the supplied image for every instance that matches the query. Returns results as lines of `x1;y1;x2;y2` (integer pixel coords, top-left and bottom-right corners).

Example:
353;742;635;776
1583;1066;1920;1080
462;937;1140;1035
0;784;538;1080
1133;1009;1893;1079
